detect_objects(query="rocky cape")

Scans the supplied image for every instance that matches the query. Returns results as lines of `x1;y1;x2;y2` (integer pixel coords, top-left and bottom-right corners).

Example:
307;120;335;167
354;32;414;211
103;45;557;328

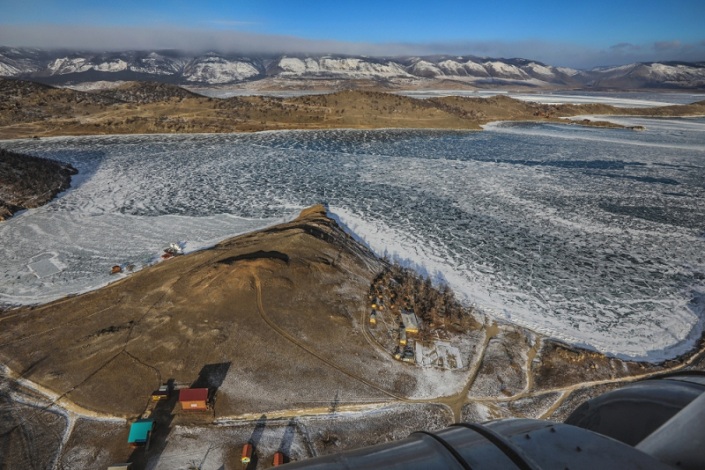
0;205;703;468
0;147;77;221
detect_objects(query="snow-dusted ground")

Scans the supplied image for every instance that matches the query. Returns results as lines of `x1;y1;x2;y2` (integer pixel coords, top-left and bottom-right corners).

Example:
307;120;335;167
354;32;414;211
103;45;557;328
398;90;705;108
186;88;332;99
188;88;705;107
1;115;704;361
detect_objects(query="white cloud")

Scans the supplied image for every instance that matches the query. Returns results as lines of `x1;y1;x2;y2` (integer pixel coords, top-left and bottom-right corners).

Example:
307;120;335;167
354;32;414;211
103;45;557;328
0;24;703;69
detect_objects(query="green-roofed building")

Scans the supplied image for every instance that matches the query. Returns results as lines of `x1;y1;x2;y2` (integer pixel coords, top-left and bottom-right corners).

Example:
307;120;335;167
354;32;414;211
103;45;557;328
128;419;155;448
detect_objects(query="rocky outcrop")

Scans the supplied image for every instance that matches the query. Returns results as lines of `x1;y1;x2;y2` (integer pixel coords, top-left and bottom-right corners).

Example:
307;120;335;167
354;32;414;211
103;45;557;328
0;148;77;221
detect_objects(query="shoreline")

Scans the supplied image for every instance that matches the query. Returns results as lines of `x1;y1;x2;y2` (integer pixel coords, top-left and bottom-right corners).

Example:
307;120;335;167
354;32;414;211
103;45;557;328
0;205;704;468
1;203;703;367
0;115;651;141
7;109;705;143
330;205;705;365
1;93;703;363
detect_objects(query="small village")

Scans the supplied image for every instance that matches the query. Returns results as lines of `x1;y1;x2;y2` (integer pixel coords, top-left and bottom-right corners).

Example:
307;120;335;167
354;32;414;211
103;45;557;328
366;264;480;370
104;264;479;469
111;375;289;469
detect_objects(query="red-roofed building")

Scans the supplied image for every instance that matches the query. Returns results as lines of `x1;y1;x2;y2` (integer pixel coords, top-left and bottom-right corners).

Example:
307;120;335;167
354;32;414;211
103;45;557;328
178;388;209;411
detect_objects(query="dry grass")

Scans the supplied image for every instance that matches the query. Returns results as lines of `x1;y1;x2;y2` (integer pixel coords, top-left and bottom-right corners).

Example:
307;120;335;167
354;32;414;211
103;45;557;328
0;206;394;418
4;78;702;140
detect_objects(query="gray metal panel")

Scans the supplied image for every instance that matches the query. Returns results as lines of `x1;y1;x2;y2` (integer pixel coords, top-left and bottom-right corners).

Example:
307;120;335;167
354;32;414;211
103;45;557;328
637;391;705;470
279;420;673;469
487;420;673;470
446;424;540;469
430;426;523;469
566;374;705;445
279;434;468;470
658;372;705;386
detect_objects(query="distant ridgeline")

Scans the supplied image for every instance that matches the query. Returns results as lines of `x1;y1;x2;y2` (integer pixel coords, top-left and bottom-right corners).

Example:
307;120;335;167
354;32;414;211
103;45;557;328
1;47;704;88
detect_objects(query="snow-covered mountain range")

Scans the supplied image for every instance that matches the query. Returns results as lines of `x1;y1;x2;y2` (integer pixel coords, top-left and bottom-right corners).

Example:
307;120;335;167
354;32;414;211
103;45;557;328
1;47;704;89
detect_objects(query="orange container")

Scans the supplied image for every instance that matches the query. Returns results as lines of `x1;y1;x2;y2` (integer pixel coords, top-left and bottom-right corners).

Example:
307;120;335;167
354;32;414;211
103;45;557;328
272;452;285;466
241;443;253;464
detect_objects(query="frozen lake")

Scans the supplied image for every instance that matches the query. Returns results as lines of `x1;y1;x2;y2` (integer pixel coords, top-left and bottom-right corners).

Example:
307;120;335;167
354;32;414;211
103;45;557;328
1;116;704;361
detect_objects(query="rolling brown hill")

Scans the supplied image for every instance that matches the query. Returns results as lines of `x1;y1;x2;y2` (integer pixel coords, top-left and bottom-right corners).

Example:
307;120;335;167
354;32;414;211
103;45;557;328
0;205;700;419
2;78;704;139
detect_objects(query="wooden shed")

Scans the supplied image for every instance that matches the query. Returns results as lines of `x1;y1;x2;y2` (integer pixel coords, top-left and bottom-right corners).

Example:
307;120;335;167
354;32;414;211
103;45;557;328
273;451;285;466
178;388;209;411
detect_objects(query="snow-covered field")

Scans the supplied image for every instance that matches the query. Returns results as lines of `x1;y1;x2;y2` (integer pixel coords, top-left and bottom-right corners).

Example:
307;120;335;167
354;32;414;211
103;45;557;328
398;90;705;108
187;89;705;106
1;114;704;361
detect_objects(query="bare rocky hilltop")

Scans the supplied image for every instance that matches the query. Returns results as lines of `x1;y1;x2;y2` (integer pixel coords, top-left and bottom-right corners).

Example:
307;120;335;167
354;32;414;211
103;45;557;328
1;205;703;469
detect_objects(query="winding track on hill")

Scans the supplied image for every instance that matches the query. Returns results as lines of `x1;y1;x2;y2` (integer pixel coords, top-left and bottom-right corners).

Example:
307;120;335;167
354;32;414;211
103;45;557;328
252;272;406;402
5;276;705;423
2;267;705;467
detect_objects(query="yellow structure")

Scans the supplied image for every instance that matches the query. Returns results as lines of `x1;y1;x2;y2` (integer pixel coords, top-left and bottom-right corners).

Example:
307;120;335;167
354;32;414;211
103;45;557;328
401;310;420;334
399;329;407;346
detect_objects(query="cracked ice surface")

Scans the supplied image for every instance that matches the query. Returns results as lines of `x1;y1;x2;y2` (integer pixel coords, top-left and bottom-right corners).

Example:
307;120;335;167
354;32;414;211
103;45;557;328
1;117;704;361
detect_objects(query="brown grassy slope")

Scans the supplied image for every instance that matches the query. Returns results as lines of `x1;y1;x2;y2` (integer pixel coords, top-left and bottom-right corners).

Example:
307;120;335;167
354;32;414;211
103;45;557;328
0;78;120;127
1;78;704;139
0;80;479;137
206;89;481;132
284;90;480;129
1;204;698;422
430;94;618;121
430;94;705;122
0;148;77;220
0;206;403;418
623;99;705;116
96;81;203;104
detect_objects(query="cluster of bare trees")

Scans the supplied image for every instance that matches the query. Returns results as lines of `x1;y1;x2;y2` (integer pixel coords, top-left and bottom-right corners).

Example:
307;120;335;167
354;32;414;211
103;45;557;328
369;264;480;337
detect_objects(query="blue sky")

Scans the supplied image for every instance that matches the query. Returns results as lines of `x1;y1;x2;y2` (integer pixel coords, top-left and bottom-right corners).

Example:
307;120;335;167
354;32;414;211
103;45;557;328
1;0;704;68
